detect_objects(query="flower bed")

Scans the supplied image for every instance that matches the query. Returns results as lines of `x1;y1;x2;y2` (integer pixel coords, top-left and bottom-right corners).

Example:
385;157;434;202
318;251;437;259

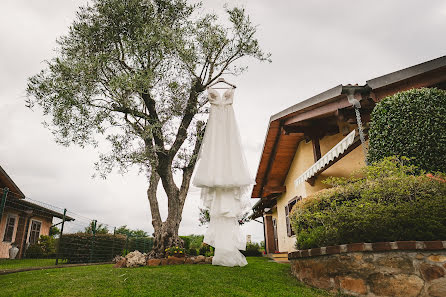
113;251;213;268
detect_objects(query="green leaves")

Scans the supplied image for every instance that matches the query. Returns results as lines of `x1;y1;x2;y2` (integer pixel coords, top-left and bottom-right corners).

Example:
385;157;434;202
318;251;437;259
368;88;446;173
26;0;270;178
290;157;446;249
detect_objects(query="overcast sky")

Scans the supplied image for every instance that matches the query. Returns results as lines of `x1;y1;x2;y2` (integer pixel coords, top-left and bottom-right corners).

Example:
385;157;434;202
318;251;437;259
1;0;445;242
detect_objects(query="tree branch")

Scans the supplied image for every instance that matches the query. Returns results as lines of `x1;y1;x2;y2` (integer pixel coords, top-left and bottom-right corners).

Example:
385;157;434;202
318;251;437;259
169;81;203;158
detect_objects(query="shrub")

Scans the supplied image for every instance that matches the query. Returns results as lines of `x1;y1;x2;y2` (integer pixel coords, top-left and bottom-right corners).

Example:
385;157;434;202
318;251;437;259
59;233;127;263
39;235;57;257
187;248;198;256
241;242;262;257
24;235;57;258
25;244;45;258
290;157;446;250
199;243;212;256
180;236;191;250
127;236;153;254
368;88;446;172
188;235;204;250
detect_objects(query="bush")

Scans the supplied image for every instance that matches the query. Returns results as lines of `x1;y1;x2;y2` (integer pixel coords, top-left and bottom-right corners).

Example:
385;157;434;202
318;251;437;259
188;235;204;250
24;235;57;258
180;236;191;250
127;236;153;254
25;244;45;258
241;242;262;257
199;244;212;256
368;88;446;172
59;233;127;263
187;248;198;256
290;157;446;250
39;235;57;257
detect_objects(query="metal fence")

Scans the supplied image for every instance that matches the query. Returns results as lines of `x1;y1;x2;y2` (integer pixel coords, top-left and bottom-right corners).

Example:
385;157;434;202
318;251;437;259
0;187;152;272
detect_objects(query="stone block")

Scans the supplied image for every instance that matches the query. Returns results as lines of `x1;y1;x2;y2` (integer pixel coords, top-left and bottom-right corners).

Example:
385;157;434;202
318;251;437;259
339;276;367;295
160;258;168;265
347;243;364;252
114;258;127;268
147;259;161;266
376;255;414;274
396;241;417;250
372;242;391;251
289;251;300;259
185;257;194;264
196;255;205;262
167;256;185;265
416;253;425;260
369;273;423;297
419;263;445;281
310;248;321;256
428;255;446;263
424;241;444;250
326;246;340;255
428;278;446;297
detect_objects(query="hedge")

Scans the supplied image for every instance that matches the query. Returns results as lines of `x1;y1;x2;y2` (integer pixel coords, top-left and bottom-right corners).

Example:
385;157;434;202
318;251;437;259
58;233;153;263
368;88;446;172
290;157;446;250
241;242;262;257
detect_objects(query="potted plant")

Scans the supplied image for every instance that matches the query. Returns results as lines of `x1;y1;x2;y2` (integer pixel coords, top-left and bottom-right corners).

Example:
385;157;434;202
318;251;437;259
9;242;19;259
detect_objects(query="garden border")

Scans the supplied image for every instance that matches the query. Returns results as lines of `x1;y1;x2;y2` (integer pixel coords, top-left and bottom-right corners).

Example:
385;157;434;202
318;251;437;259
0;261;113;275
288;240;446;259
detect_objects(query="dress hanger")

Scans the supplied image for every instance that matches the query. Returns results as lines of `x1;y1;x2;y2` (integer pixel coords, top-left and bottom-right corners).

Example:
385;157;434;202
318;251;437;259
207;77;237;89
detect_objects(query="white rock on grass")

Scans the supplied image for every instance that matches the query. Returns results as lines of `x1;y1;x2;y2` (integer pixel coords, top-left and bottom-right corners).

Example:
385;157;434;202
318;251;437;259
125;251;147;268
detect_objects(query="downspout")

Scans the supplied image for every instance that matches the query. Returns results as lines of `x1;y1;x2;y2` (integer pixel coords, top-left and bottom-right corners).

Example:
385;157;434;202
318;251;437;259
345;88;369;165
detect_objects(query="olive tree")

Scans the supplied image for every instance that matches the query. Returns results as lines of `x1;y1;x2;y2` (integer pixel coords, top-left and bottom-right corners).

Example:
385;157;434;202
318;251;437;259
26;0;269;257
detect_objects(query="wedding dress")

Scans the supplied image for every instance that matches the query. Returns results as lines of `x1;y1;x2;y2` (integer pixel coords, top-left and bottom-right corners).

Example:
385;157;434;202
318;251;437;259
192;87;254;267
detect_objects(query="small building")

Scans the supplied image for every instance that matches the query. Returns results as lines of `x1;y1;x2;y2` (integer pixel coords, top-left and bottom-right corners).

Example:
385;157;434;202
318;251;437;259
0;165;72;259
251;56;446;255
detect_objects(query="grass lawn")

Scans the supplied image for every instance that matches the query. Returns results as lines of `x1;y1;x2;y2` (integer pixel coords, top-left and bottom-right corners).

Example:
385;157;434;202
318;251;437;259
0;258;62;270
0;257;334;297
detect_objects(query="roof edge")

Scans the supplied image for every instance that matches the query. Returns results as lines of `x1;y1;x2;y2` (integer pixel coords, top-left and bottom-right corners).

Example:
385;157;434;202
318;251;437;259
367;55;446;89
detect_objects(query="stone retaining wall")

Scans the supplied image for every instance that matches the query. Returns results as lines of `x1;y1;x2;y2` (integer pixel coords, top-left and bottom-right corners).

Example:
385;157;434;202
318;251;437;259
288;241;446;297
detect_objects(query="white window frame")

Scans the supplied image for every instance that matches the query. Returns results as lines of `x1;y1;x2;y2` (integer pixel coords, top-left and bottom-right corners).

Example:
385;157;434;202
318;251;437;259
285;197;301;237
27;219;42;245
2;213;18;243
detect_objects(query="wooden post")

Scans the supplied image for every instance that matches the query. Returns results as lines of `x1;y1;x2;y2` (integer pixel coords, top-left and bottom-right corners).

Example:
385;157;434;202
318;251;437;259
264;215;276;254
0;187;9;222
55;208;67;265
89;220;97;263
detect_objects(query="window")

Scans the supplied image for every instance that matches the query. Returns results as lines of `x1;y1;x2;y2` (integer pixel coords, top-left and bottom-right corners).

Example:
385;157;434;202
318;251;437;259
285;197;301;237
3;215;17;242
28;220;42;245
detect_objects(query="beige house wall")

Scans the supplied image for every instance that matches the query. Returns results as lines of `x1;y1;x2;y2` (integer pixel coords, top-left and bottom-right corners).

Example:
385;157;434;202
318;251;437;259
273;129;366;253
0;210;53;258
0;209;20;258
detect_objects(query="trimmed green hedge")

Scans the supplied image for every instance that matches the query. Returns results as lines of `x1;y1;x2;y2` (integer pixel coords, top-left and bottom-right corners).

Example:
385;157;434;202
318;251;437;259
368;88;446;172
241;242;262;257
290;157;446;250
58;233;153;263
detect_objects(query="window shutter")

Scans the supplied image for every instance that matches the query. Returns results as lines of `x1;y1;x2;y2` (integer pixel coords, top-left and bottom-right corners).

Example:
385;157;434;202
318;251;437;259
285;205;291;237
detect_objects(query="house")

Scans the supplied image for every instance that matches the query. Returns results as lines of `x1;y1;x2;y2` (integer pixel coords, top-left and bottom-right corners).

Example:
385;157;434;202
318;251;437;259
251;56;446;255
0;165;73;259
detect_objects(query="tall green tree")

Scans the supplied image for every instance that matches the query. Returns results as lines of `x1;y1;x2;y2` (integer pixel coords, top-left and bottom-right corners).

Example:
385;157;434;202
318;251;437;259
84;221;109;234
27;0;269;257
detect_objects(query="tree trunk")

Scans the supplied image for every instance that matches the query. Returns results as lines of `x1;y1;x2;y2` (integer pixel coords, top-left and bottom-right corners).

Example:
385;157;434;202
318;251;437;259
147;167;192;258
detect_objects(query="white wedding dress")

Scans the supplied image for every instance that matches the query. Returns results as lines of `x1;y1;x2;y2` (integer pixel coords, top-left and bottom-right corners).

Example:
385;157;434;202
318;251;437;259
192;87;254;267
